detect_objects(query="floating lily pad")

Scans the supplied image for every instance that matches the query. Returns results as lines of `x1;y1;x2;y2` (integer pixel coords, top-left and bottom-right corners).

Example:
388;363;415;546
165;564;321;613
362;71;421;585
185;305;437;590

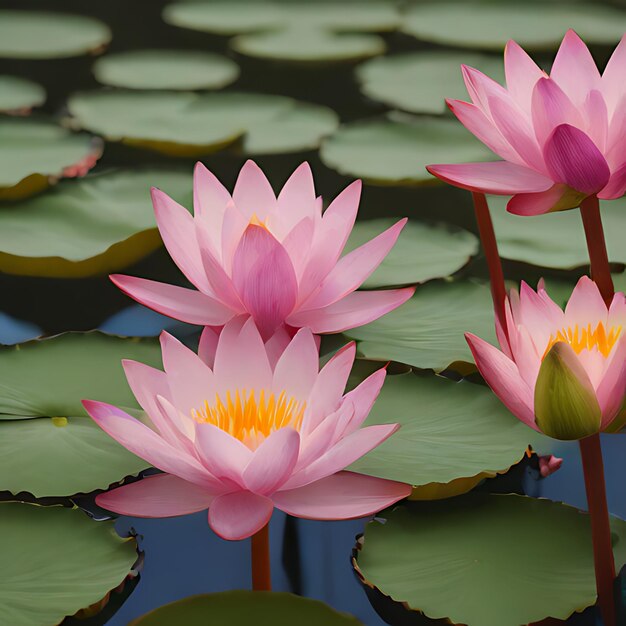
0;118;102;200
93;50;240;90
0;502;137;626
131;591;363;625
350;373;555;494
67;91;338;156
344;219;478;288
0;168;191;278
0;333;162;497
355;494;626;626
357;51;506;115
489;195;626;270
400;2;626;51
320;115;490;185
0;76;46;113
0;11;111;59
345;281;496;371
163;1;398;62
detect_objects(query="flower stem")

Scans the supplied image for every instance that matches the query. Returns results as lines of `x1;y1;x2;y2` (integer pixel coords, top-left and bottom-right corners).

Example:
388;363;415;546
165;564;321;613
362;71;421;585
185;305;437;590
579;434;616;626
472;192;507;336
251;523;271;591
580;195;614;306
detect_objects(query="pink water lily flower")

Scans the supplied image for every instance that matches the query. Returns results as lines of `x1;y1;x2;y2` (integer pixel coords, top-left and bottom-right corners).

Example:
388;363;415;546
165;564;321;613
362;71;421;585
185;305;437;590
466;277;626;440
111;160;414;340
83;318;410;540
427;30;626;216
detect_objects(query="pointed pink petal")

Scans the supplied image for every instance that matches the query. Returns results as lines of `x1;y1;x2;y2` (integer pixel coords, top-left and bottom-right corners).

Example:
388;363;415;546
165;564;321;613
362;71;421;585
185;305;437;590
243;427;300;495
198;326;219;369
153;394;196;450
264;325;292;369
152;187;210;293
272;328;319;401
219;200;249;276
426;161;553;195
597;336;626;427
284;423;399;490
504;39;546;113
531;78;584;146
564;276;608;327
461;64;509;114
110;275;234;326
301;219;407;310
232;160;276;221
296;406;345;470
602;34;626;114
583;90;609;153
275;162;317;235
272;471;410;520
232;225;298;339
544;124;610;194
288;288;414;334
599;162;626;199
465;333;538;429
518;280;565;331
96;473;218;517
340;368;387;434
208;491;274;540
506;184;582;216
193;161;231;224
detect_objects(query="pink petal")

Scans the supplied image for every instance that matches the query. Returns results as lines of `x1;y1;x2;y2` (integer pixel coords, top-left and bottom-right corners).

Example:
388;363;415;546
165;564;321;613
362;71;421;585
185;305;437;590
264;325;292;369
609;292;626;329
288;288;414;334
243;427;300;495
504;39;547;113
153;394;196;450
110;275;234;326
340;368;387;434
599;162;626;199
531;78;583;146
220;199;250;275
275;162;317;234
280;217;314;279
465;333;538;429
193;162;231;238
506;184;583;216
597;336;626;427
208;491;274;540
296;406;345;470
564;276;608;327
301;219;407;311
198;326;219;369
96;473;218;518
232;160;276;221
426;161;553;195
232;225;298;339
583;90;609;153
272;328;319;401
283;423;399;490
152;187;210;293
544;124;610;194
461;64;509;115
602;34;626;115
272;471;410;520
518;280;565;332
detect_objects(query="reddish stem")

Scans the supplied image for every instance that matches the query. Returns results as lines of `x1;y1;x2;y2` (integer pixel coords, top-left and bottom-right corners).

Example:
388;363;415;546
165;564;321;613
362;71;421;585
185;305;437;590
580;195;614;306
579;434;616;626
251;523;271;591
472;192;507;336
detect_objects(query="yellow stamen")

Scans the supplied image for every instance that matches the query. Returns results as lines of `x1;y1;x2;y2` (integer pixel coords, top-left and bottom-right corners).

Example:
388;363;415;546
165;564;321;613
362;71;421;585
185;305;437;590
249;213;270;230
191;389;306;448
543;322;622;359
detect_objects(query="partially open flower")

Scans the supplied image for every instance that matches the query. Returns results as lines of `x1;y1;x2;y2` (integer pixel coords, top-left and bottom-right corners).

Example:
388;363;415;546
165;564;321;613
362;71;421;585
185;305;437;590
83;318;410;540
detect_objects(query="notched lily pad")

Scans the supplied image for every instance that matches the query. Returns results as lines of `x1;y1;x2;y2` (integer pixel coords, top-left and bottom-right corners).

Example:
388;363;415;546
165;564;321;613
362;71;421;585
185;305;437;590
67;90;338;156
0;76;46;114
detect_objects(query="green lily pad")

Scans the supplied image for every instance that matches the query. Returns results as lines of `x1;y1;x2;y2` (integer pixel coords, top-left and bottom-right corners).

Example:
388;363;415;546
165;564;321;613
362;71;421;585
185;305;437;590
320;115;491;185
344;219;478;288
0;332;162;497
0;11;111;59
355;494;626;625
93;50;240;90
131;591;363;625
0;118;102;199
344;281;496;371
489;195;626;270
357;51;506;115
400;2;626;51
0;168;191;278
349;373;555;492
0;76;46;113
0;502;137;626
163;1;398;62
67;91;338;156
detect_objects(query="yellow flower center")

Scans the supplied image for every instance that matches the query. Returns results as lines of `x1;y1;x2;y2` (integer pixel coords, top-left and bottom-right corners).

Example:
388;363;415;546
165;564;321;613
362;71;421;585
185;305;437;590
249;213;270;231
543;323;622;359
192;389;306;448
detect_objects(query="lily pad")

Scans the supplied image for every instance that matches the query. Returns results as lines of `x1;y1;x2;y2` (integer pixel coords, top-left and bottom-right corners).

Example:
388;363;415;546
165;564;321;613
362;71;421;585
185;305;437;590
489;195;626;270
355;494;626;626
357;51;506;115
320;115;491;185
131;591;363;625
67;91;338;156
0;502;137;626
0;11;111;59
349;373;555;494
0;76;46;113
0;168;191;278
400;2;626;51
344;281;496;371
344;219;478;288
93;50;240;90
163;1;398;62
0;118;102;200
0;332;162;497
